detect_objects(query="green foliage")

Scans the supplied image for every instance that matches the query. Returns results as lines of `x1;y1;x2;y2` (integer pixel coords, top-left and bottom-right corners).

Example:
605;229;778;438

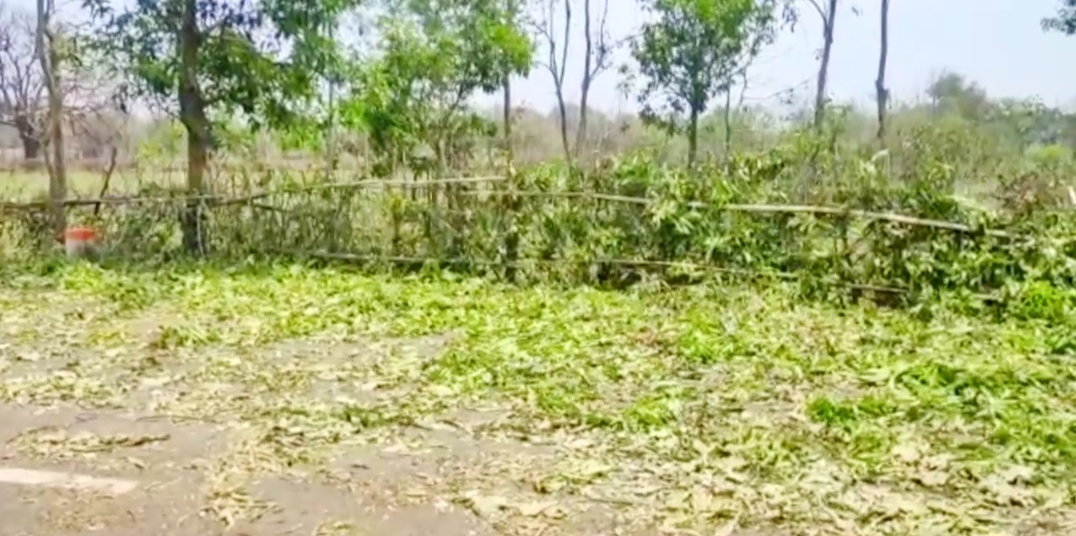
1043;0;1076;33
629;0;780;163
341;0;532;175
4;263;1076;534
81;0;357;131
12;122;1076;323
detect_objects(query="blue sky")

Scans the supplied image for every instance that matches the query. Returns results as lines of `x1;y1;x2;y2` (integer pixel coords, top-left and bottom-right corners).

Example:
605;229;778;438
482;0;1076;114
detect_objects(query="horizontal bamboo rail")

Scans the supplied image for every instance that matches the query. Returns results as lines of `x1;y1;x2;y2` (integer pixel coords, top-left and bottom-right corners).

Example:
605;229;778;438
0;177;1022;239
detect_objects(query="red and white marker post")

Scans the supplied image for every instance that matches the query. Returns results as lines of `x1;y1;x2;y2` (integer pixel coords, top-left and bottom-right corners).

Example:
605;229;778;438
63;226;100;259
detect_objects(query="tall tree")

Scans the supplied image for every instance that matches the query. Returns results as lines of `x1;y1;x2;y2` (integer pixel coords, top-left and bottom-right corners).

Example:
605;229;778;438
502;0;523;156
82;0;357;253
536;0;572;161
574;0;612;160
0;4;43;161
874;0;889;146
631;0;775;167
805;0;837;133
36;0;64;235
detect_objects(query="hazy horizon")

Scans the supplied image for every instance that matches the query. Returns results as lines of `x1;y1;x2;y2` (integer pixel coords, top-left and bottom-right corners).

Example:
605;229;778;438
475;0;1076;115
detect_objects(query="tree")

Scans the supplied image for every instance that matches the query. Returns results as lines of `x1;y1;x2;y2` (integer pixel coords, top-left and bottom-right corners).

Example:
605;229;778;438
502;0;524;155
36;0;64;236
805;0;837;133
574;0;612;160
719;0;786;157
82;0;357;253
926;71;990;121
346;0;532;174
0;3;43;161
536;0;572;160
1043;1;1076;33
874;0;889;146
630;0;773;167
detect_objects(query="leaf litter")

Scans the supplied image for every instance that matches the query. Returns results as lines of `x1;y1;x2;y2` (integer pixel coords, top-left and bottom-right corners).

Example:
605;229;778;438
0;263;1075;534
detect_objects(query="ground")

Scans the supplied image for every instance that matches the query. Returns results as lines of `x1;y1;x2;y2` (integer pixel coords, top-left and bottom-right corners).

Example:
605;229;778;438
0;262;1074;535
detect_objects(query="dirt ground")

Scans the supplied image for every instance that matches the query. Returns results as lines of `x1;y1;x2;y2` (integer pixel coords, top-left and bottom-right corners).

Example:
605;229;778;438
0;329;640;536
0;290;633;536
0;402;605;536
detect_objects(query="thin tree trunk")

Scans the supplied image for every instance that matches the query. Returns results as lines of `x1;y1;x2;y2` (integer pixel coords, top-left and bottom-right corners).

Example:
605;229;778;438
874;0;890;146
576;80;590;160
723;89;733;159
502;0;514;158
549;0;571;162
575;0;593;160
502;74;511;152
555;88;570;161
688;108;699;168
179;0;211;254
812;0;838;132
35;0;64;238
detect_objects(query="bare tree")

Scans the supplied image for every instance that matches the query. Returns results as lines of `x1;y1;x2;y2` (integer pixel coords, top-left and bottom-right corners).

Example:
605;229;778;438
806;0;837;132
874;0;889;146
536;0;571;161
720;3;781;159
574;0;610;160
36;0;64;235
0;3;43;161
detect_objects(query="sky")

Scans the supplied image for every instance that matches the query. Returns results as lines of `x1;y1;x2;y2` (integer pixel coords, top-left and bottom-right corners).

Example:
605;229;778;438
480;0;1076;115
14;0;1076;117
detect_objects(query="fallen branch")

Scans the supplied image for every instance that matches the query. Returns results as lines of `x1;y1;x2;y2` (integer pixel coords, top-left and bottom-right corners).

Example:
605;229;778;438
276;249;907;295
462;190;1017;238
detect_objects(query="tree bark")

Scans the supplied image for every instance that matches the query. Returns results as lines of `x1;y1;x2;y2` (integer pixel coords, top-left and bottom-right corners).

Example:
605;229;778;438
35;0;64;238
688;107;699;168
15;114;41;161
874;0;890;146
502;0;514;156
575;0;593;159
540;0;571;162
179;0;211;254
502;74;511;151
812;0;838;132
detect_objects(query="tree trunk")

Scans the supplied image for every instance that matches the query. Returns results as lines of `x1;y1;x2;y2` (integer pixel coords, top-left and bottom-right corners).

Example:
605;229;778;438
35;0;65;238
813;0;838;132
688;107;699;168
575;0;593;160
502;0;514;157
502;74;511;151
723;89;733;159
576;78;590;160
179;0;211;254
875;0;890;147
555;91;570;162
20;133;40;161
14;115;41;161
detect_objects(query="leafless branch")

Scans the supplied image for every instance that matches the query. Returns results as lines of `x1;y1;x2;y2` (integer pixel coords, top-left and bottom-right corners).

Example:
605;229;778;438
534;0;572;161
0;2;45;157
575;0;612;159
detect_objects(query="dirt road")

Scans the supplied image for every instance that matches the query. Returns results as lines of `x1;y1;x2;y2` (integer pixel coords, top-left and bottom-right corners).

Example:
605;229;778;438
0;405;535;536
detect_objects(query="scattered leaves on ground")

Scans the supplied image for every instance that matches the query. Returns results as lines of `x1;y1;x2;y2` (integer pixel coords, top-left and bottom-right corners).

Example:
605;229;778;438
1;261;1075;534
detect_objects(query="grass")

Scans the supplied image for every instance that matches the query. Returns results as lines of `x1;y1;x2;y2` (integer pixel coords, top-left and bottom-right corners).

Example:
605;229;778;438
1;260;1075;534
